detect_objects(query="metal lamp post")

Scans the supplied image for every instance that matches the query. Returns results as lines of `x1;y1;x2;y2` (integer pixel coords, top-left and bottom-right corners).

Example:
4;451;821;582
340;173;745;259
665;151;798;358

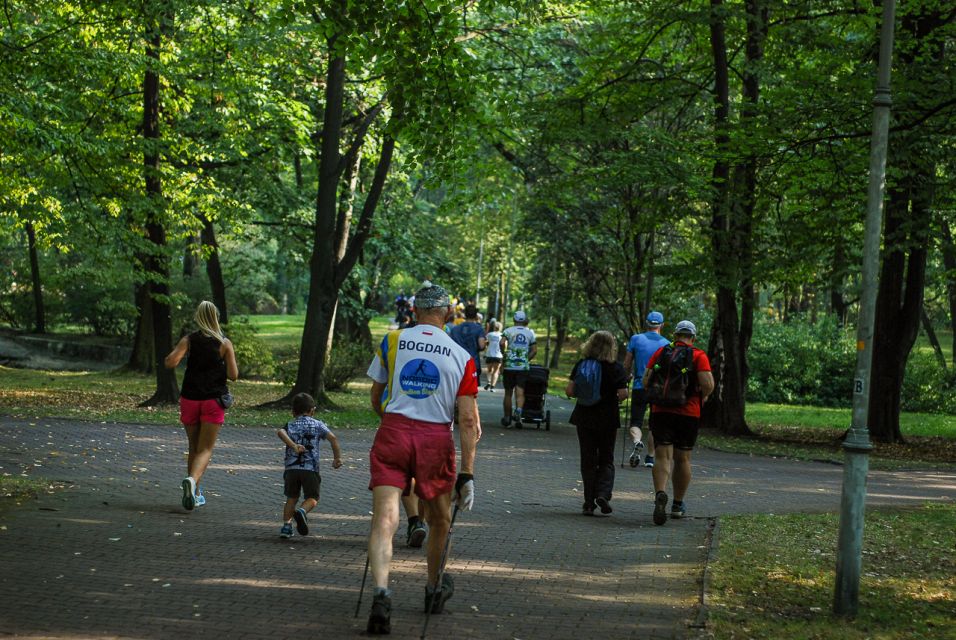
833;0;897;617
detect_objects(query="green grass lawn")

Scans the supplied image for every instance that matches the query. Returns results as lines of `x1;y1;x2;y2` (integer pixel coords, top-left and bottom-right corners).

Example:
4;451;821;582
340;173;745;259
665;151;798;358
709;503;956;640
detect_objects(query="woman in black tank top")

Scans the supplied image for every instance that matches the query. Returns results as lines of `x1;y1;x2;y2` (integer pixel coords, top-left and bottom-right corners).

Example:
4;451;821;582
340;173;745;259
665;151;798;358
165;301;238;511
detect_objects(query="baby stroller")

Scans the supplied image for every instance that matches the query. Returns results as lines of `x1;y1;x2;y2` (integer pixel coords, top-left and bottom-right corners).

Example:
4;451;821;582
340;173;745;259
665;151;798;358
520;365;551;431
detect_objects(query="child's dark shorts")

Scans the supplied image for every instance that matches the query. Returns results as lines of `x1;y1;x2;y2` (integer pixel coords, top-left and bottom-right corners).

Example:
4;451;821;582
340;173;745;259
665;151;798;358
284;469;321;500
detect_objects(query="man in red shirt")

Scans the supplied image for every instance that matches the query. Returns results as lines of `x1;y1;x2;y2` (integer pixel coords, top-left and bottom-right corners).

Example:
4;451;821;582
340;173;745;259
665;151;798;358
642;320;714;525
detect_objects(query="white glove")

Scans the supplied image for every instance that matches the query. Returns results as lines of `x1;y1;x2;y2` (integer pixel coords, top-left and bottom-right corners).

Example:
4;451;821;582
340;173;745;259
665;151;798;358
455;473;475;511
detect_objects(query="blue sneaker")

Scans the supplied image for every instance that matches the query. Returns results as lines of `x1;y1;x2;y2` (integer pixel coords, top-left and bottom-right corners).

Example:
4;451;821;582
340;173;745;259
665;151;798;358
293;507;309;535
194;488;206;507
280;523;294;538
643;455;655;468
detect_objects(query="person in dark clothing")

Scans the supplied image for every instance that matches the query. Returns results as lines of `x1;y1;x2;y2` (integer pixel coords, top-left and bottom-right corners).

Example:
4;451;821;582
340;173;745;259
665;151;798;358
565;330;628;516
164;301;239;511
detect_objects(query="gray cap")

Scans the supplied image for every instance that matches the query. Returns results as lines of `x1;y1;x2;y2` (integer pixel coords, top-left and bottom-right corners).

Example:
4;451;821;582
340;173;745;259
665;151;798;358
413;281;450;309
674;320;697;336
514;310;528;323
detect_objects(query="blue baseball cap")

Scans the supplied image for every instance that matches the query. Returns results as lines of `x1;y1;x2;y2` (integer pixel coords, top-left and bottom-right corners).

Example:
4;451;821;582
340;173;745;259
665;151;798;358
646;311;664;326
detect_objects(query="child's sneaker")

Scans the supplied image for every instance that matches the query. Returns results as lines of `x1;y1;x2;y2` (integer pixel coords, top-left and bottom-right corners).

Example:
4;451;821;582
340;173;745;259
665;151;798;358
181;477;196;511
367;591;392;634
194;487;206;507
293;507;309;535
643;455;655;468
280;522;294;538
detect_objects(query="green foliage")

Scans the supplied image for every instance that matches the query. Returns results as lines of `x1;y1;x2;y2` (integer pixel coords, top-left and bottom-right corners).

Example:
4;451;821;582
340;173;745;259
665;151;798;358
747;315;856;407
324;340;371;392
901;352;956;415
224;317;275;379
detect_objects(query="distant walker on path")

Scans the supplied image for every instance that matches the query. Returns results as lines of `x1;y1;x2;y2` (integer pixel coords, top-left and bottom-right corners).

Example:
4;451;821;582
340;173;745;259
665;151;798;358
500;310;537;427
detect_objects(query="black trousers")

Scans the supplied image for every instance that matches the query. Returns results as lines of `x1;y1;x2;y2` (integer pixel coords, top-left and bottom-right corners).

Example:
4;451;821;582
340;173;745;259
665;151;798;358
575;425;617;507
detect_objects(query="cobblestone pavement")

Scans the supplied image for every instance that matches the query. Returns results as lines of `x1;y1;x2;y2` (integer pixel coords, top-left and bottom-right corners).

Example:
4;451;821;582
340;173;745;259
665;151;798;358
1;406;953;640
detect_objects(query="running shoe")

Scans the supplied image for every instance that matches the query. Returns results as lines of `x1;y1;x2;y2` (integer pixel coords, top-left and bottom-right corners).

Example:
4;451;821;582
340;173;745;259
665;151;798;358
582;503;595;516
424;573;454;614
628;441;645;468
294;507;309;535
671;501;686;519
280;522;294;538
643;455;655;468
653;490;668;526
181;477;196;511
367;591;392;634
513;412;523;429
595;496;613;514
500;415;512;427
406;520;427;548
194;487;206;507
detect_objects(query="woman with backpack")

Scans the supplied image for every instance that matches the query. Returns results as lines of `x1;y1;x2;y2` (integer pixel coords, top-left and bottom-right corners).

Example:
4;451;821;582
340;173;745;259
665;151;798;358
565;330;628;516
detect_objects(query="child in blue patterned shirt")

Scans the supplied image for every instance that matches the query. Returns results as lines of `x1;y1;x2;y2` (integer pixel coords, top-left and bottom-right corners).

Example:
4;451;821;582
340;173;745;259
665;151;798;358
276;393;342;538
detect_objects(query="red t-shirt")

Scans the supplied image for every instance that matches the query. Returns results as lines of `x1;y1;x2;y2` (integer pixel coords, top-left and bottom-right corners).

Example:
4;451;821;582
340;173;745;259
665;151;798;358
647;341;711;418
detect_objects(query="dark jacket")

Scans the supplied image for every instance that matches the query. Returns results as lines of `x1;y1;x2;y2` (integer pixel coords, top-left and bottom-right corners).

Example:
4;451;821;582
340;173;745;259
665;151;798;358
568;359;628;430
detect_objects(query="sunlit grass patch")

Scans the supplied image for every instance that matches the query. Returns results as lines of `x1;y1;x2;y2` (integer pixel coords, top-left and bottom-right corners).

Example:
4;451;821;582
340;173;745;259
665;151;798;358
709;504;956;640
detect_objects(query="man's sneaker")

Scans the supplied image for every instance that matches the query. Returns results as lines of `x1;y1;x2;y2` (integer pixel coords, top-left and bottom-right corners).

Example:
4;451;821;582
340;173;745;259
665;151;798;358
406;520;427;548
424;573;454;614
653;490;669;526
194;488;206;507
280;522;294;538
671;501;686;519
628;441;645;468
294;507;309;535
367;591;392;634
181;477;196;511
513;412;523;429
643;455;655;468
500;415;512;427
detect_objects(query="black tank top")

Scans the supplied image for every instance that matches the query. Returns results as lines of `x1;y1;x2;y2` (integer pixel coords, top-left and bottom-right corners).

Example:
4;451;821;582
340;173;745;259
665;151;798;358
180;331;228;400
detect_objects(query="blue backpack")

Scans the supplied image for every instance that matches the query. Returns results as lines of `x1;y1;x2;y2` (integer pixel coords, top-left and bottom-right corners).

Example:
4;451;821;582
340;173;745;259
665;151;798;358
574;359;603;406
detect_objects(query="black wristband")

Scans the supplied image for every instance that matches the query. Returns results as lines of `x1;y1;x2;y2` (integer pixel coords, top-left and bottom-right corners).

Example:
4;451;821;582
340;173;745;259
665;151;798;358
455;473;474;491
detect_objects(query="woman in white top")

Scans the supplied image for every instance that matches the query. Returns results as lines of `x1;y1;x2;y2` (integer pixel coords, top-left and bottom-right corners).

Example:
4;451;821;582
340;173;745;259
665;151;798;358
484;321;504;391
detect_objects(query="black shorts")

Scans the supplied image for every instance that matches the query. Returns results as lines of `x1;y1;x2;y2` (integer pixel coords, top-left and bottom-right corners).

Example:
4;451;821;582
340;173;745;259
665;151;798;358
630;388;650;427
503;369;528;390
284;469;321;500
649;412;700;451
485;357;502;364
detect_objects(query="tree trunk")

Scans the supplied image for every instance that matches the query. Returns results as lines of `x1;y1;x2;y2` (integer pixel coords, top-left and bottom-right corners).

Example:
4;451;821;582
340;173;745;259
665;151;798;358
139;10;178;406
920;305;946;370
25;221;45;334
941;220;956;366
127;280;154;373
867;6;943;443
199;214;228;324
549;313;567;370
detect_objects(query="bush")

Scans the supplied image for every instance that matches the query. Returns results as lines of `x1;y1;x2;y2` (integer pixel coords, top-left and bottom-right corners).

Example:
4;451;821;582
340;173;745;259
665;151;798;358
747;315;855;407
224;317;275;379
901;352;956;414
272;339;368;391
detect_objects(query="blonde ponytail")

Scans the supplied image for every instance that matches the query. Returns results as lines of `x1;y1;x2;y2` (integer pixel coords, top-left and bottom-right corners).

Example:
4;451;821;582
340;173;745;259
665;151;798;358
194;301;225;343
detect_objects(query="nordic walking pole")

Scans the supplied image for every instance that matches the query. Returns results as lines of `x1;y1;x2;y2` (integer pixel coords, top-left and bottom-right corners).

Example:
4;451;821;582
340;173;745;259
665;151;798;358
354;554;370;618
620;393;630;468
421;504;460;640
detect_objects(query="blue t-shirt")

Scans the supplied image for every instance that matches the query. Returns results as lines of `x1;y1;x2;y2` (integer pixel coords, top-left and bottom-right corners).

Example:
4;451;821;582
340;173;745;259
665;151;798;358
627;331;669;389
449;321;486;371
283;415;332;472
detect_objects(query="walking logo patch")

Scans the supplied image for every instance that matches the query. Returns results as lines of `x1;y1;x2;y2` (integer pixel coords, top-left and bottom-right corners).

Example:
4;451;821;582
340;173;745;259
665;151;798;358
399;358;441;399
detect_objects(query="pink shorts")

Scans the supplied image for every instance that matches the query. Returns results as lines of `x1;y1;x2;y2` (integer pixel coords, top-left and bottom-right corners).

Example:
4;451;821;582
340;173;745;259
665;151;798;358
179;397;225;426
369;414;456;501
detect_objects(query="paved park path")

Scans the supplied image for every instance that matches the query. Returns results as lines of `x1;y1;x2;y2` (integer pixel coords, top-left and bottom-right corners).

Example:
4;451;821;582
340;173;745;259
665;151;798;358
1;393;954;639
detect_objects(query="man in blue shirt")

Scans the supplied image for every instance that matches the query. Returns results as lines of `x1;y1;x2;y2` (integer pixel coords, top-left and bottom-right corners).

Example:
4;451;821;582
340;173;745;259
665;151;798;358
622;311;669;467
450;304;487;380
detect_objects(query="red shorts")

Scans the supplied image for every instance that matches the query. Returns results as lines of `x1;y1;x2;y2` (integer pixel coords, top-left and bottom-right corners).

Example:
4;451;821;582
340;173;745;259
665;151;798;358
179;398;225;426
369;413;456;501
